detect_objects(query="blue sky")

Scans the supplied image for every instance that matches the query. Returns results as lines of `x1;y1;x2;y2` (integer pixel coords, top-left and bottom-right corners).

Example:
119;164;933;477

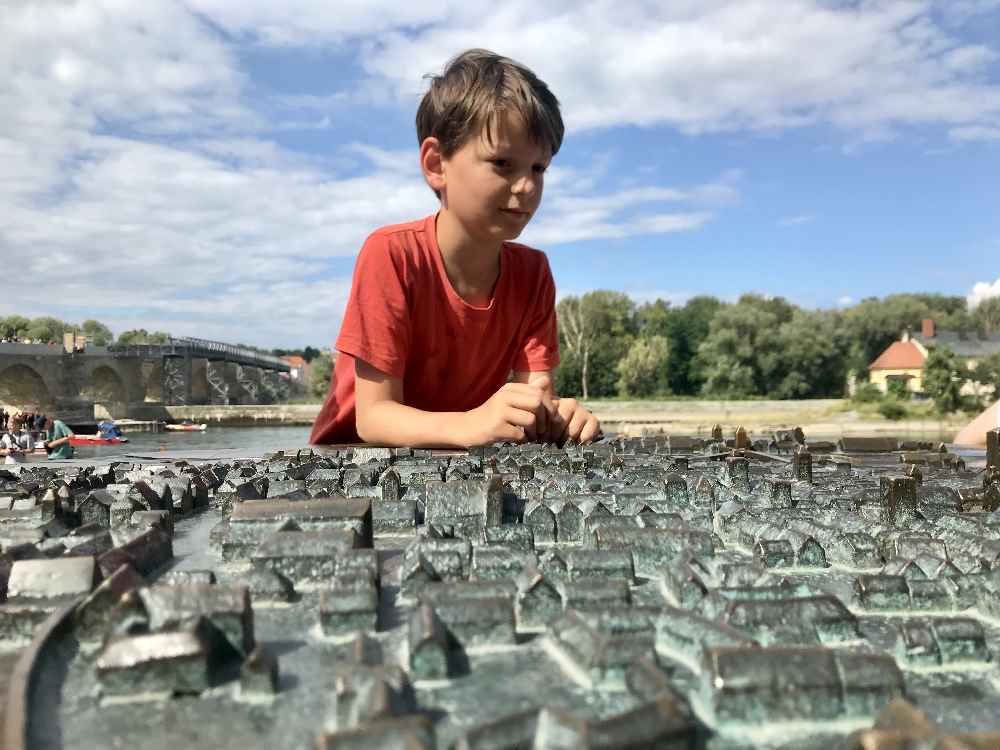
2;0;999;348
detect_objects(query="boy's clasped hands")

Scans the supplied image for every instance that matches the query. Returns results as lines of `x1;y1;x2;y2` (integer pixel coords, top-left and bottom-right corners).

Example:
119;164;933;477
463;376;600;447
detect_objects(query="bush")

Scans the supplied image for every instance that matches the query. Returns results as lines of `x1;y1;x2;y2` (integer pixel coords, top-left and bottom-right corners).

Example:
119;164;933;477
878;399;907;420
960;394;985;415
885;378;910;400
852;383;882;403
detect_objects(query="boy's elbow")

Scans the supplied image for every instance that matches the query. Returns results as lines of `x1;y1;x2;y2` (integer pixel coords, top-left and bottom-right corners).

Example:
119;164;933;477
355;409;376;443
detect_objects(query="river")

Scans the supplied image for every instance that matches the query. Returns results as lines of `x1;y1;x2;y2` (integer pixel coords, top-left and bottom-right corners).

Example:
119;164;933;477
71;425;314;461
67;424;986;464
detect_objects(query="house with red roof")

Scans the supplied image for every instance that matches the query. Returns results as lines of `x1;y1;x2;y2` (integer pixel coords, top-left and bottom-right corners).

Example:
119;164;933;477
869;319;1000;396
281;355;308;383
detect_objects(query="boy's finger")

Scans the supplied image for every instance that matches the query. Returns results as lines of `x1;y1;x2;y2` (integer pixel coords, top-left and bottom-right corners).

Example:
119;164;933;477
505;407;536;429
551;399;576;445
565;408;591;444
498;422;526;443
530;374;551;393
545;407;567;444
579;414;601;444
504;390;546;413
534;402;549;442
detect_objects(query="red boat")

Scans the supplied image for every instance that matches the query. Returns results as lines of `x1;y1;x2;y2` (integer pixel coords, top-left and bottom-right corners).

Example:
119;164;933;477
69;435;130;446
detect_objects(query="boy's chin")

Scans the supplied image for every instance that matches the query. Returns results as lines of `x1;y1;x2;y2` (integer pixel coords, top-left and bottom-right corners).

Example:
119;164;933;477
492;220;528;241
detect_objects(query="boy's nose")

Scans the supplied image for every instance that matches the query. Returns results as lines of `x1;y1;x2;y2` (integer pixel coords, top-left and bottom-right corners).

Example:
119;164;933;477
511;173;539;196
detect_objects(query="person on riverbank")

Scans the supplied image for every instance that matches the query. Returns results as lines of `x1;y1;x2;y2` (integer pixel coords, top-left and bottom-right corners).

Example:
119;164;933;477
310;49;600;448
0;428;25;464
43;416;75;459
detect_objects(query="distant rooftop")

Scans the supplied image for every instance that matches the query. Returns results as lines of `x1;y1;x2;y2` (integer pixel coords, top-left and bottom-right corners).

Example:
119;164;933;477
913;329;1000;359
869;340;926;370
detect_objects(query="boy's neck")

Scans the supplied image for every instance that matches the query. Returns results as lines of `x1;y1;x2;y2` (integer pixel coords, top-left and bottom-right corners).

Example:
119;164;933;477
435;209;503;307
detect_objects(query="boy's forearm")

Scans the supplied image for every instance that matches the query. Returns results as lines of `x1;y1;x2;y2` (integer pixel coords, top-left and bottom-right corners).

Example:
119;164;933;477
356;401;469;449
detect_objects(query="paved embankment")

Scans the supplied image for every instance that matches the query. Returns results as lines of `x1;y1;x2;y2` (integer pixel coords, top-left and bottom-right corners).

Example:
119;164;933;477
164;399;968;440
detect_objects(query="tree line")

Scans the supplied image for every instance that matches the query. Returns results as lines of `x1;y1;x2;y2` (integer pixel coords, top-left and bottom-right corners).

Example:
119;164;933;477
0;317;327;361
6;293;1000;409
554;292;1000;402
0;316;175;347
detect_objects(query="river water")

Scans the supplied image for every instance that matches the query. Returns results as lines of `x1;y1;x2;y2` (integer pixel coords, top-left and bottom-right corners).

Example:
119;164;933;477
71;425;314;461
67;424;987;464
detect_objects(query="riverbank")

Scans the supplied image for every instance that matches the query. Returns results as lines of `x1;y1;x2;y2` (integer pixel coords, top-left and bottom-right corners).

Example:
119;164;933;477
161;399;968;441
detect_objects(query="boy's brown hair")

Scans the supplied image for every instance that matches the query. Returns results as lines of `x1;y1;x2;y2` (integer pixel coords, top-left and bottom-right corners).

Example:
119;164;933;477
416;49;564;171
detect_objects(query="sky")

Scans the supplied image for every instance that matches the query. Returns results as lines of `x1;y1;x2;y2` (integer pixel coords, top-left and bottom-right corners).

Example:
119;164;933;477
2;0;1000;349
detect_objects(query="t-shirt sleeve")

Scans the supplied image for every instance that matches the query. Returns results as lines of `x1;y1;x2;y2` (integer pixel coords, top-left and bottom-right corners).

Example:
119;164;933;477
512;253;560;372
335;233;411;379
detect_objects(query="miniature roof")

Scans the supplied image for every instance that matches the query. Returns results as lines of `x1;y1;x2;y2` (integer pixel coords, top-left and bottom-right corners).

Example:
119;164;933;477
868;340;926;370
281;355;307;367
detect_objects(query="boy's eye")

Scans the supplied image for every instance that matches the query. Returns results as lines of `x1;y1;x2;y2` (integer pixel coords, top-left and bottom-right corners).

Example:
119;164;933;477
533;164;548;174
491;159;510;169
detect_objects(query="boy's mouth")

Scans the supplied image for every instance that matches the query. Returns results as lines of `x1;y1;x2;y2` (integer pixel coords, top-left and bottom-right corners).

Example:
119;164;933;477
499;208;530;217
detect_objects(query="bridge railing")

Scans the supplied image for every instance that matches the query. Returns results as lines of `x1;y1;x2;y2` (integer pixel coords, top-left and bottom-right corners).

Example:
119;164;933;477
107;337;290;371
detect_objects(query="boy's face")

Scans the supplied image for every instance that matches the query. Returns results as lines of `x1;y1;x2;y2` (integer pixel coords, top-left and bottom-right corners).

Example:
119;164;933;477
436;112;551;245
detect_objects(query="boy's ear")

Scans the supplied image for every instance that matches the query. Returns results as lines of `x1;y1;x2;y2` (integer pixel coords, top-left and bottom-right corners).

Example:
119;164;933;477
419;137;446;194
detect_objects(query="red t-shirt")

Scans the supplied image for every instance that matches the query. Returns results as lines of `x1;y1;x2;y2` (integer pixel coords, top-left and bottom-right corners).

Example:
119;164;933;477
310;213;560;444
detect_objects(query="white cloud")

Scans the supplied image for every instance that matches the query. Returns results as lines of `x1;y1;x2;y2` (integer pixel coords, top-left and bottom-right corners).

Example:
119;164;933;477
524;169;734;246
1;0;729;348
339;1;1000;137
969;278;1000;308
6;0;998;349
175;1;1000;138
837;295;854;307
949;125;1000;141
778;214;815;227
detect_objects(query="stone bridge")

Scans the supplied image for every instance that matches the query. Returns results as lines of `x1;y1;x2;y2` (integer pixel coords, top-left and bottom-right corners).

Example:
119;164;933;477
0;338;291;421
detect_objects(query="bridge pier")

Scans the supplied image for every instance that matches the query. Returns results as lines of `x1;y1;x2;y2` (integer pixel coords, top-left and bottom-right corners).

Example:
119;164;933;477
206;360;233;405
190;358;210;404
55;397;96;426
258;370;281;404
162;356;192;405
233;365;262;405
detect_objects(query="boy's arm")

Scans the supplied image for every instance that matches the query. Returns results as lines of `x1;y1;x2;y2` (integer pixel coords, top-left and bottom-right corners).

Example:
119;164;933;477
355;359;552;448
511;370;601;444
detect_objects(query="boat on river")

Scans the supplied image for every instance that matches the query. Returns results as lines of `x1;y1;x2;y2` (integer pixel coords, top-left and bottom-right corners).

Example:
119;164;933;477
69;435;130;446
164;422;207;432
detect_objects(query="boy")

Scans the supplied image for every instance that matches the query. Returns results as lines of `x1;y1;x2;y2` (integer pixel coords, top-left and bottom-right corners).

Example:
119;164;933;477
310;49;599;448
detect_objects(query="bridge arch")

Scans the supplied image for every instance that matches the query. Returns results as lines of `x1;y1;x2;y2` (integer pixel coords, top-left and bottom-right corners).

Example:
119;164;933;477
83;365;129;419
0;364;54;412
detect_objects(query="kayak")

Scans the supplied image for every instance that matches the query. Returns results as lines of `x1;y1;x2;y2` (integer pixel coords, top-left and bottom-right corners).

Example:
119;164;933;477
164;423;207;432
69;435;130;446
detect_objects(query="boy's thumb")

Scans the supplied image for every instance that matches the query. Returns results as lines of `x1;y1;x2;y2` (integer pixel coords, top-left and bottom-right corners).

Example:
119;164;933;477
532;375;551;391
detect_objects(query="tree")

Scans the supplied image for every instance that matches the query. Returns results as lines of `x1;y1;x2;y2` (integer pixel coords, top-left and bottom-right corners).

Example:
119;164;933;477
80;319;114;346
616;335;669;397
0;316;31;339
922;346;963;414
973;352;1000;396
310;353;334;399
116;329;171;345
769;310;850;399
695;295;788;397
556;291;635;399
974;297;1000;335
273;345;323;363
634;296;723;395
24;316;70;343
